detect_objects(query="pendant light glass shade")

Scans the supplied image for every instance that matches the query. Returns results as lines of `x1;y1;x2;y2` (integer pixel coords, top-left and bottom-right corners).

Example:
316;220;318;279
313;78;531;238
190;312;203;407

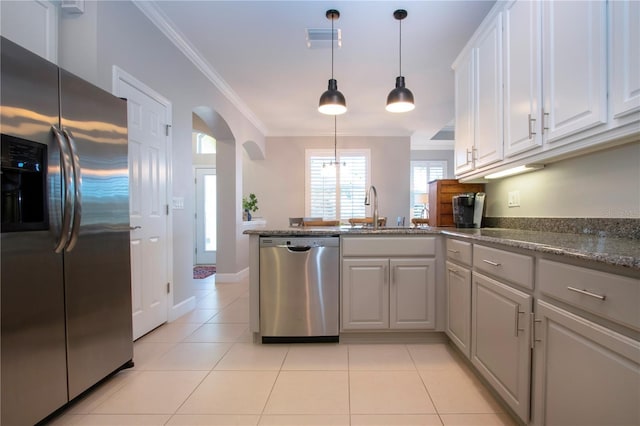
318;9;347;115
386;9;414;113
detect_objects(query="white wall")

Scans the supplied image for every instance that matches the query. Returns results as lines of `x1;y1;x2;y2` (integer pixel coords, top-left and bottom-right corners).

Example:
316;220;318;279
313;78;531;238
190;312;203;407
57;1;265;303
243;136;411;228
485;141;640;218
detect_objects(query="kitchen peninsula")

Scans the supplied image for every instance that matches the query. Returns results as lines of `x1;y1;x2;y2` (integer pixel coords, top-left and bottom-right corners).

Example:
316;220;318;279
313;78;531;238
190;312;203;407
246;225;640;425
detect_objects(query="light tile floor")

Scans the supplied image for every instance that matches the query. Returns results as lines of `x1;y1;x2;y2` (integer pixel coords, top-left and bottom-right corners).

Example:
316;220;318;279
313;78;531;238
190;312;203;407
50;275;517;426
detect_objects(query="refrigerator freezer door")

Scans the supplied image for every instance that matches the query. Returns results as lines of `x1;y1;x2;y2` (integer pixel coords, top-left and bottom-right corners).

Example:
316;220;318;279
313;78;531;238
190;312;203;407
59;69;133;399
0;37;68;426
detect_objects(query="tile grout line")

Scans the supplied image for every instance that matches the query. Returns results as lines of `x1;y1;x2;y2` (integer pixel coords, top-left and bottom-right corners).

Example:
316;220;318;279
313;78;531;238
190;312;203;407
405;343;445;425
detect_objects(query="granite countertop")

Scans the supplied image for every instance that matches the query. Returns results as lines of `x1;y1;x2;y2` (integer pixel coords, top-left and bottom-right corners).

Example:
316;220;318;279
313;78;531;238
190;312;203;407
441;228;640;271
245;227;640;271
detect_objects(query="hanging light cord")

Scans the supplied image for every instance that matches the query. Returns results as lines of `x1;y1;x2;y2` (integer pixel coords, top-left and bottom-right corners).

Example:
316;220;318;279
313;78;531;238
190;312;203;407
334;115;337;162
331;13;335;79
398;17;402;76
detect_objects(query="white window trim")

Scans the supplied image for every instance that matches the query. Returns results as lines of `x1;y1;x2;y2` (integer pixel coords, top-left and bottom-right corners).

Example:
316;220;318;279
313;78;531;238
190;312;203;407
305;148;371;219
410;160;448;218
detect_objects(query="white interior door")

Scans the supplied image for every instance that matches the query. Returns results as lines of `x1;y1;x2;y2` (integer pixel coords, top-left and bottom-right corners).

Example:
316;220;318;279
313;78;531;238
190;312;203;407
114;70;170;340
195;168;217;265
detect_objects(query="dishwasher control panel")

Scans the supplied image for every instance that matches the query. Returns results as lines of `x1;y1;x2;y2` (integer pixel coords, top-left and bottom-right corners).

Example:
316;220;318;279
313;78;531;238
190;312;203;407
259;236;339;248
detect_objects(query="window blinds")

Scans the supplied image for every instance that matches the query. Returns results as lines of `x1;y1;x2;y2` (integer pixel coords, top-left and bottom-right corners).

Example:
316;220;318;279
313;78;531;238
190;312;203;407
307;150;370;220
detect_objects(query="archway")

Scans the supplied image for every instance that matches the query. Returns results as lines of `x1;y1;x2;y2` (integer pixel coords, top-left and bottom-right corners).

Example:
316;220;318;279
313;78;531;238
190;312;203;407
192;107;237;278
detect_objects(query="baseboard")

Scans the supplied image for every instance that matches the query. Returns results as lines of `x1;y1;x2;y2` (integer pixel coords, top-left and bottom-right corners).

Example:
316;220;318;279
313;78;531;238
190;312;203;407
339;331;449;344
215;267;249;283
169;295;196;322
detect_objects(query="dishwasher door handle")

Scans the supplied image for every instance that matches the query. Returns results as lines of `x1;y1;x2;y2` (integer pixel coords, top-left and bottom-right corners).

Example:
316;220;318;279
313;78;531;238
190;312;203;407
277;244;313;252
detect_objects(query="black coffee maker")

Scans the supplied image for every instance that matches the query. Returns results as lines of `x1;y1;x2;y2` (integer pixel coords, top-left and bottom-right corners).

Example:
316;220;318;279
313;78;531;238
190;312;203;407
452;192;486;228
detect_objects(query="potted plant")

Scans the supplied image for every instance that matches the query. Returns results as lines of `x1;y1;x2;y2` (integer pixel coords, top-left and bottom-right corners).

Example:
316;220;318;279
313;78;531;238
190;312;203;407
242;193;258;221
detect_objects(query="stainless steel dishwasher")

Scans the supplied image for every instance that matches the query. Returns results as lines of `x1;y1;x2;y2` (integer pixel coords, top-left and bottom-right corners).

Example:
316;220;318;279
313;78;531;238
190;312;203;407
259;236;339;343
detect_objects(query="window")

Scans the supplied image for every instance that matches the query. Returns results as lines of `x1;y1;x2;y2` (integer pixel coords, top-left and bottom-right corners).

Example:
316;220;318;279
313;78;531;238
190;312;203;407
410;160;447;218
306;149;370;221
194;132;216;154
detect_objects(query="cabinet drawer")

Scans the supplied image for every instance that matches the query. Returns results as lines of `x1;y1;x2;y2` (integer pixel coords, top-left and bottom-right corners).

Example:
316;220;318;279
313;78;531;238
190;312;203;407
539;259;640;330
342;237;436;257
473;245;534;289
446;238;472;266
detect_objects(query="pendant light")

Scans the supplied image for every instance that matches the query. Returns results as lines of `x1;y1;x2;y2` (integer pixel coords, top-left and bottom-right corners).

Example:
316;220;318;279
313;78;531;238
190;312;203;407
386;9;415;113
318;9;347;115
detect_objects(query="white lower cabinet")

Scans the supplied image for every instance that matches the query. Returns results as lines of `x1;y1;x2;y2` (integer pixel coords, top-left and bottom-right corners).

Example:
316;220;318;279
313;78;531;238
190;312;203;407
533;300;640;426
471;272;532;423
342;257;436;330
445;260;472;358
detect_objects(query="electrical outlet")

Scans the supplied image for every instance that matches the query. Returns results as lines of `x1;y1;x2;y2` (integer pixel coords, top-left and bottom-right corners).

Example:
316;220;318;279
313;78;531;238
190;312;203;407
508;190;521;207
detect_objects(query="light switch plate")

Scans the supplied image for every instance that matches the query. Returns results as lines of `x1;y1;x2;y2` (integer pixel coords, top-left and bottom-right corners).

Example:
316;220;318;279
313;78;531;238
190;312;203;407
172;197;185;209
508;190;521;207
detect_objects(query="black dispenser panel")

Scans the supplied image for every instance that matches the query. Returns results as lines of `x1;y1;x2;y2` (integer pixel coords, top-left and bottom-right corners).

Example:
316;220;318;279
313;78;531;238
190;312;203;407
1;134;48;232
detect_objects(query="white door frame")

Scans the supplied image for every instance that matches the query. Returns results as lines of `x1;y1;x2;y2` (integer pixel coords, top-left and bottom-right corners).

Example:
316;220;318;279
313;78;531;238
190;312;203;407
111;66;177;329
194;167;217;265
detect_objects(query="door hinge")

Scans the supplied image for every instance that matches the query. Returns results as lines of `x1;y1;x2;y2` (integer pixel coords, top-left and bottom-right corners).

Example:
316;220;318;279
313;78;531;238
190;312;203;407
166;282;170;294
166;204;170;215
165;124;172;136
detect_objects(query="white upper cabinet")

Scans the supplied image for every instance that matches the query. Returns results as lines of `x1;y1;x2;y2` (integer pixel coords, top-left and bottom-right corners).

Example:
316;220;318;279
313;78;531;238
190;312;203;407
503;0;542;157
610;0;640;120
454;0;638;180
474;13;504;168
0;0;59;63
541;0;607;144
454;50;475;174
453;12;503;174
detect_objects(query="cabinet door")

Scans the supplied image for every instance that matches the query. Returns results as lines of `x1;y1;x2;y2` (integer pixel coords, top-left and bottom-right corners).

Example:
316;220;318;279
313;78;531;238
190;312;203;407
342;258;388;330
474;12;504;168
533;300;640;426
390;258;436;330
610;0;640;120
472;272;532;423
542;0;607;144
454;49;475;175
445;261;471;358
503;0;542;157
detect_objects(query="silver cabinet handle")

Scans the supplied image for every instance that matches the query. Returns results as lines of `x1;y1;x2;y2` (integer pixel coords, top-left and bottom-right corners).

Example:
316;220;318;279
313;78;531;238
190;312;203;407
447;249;460;254
52;125;73;253
130;226;142;230
63;128;82;252
567;286;606;301
541;108;549;135
528;114;537;139
482;259;501;267
515;308;525;337
466;149;472;164
448;267;459;273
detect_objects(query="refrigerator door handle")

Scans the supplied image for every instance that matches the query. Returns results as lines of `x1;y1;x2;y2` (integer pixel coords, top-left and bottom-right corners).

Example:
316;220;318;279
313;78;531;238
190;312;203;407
63;128;82;252
52;125;74;253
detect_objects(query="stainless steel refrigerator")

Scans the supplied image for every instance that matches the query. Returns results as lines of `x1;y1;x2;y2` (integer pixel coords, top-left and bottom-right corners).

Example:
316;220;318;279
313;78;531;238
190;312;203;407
1;37;133;425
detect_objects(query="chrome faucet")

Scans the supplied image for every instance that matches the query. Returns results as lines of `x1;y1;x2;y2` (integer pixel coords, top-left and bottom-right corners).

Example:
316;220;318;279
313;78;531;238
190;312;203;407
364;185;379;230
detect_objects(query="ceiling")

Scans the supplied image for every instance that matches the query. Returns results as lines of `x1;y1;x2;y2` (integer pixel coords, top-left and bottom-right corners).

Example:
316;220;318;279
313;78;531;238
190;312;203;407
139;1;495;141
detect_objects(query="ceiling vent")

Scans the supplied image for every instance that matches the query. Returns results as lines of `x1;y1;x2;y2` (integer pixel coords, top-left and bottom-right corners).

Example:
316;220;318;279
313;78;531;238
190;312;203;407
306;28;342;49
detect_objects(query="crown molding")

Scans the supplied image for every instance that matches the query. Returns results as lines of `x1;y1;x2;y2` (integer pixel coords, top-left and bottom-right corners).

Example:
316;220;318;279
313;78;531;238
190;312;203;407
133;1;268;136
